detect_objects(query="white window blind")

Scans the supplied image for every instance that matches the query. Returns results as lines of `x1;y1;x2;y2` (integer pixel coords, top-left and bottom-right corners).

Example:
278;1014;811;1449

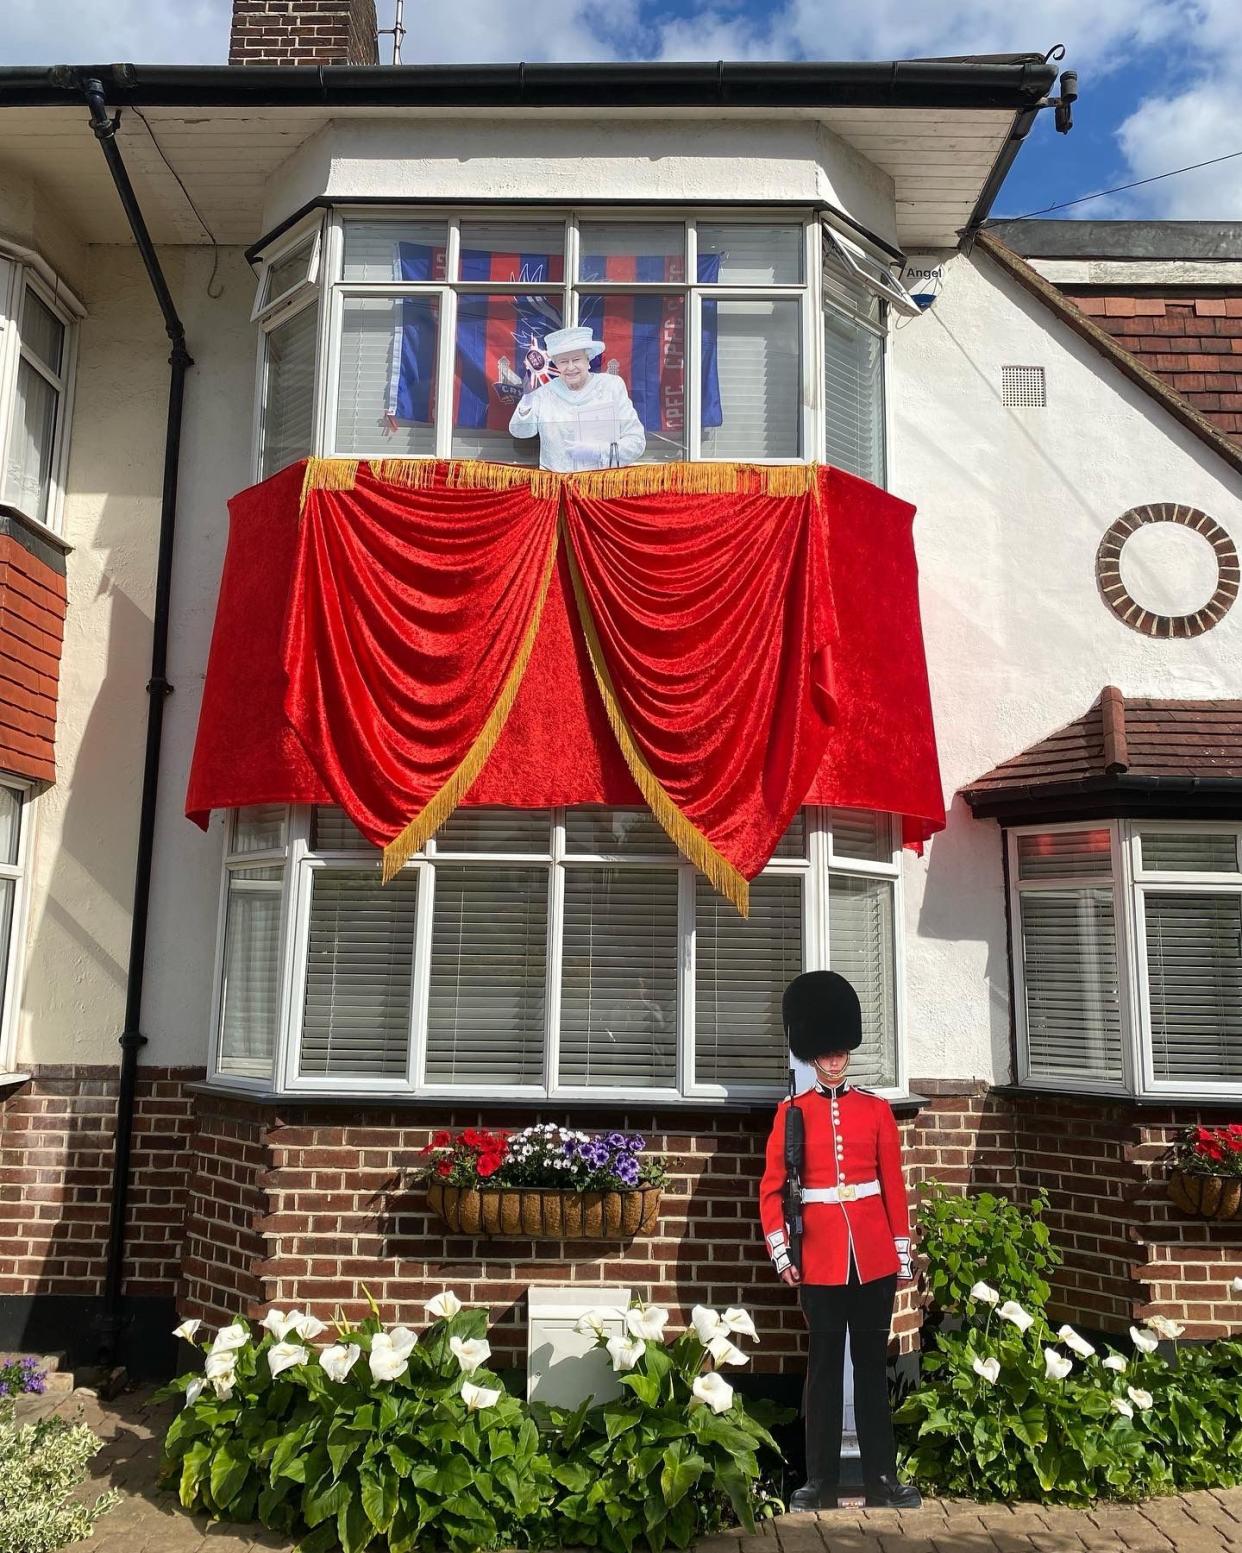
1019;889;1123;1082
262;303;318;478
695;873;801;1087
830;807;891;863
300;868;418;1078
1145;892;1242;1083
218;865;283;1079
828;874;897;1088
1017;829;1113;880
425;865;547;1085
824;305;884;484
699;298;801;461
1140;832;1240;873
560;866;679;1088
335;295;436;460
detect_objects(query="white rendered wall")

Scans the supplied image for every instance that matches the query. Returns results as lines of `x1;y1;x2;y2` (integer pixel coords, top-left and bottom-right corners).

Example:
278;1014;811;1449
892;248;1242;1087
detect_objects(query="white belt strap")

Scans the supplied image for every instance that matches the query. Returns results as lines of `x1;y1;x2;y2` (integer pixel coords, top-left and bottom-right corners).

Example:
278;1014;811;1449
801;1180;881;1204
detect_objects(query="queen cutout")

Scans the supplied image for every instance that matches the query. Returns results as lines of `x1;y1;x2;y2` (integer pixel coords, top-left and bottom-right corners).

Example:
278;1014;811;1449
508;325;646;472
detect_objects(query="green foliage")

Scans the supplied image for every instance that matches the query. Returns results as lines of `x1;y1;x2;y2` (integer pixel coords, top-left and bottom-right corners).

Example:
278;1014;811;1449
917;1181;1061;1315
0;1399;119;1553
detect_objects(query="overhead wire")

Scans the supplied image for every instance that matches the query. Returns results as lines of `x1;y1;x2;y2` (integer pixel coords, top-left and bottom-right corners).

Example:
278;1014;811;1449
1001;146;1242;222
131;106;225;298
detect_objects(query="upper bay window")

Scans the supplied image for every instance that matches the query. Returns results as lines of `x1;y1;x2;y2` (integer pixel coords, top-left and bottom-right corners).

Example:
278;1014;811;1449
0;258;78;531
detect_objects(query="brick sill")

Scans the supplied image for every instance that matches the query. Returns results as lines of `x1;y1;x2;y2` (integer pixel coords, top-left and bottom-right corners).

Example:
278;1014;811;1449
990;1083;1242;1112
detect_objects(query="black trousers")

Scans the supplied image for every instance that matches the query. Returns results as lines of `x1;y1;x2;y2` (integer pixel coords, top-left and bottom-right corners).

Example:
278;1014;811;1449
799;1266;898;1488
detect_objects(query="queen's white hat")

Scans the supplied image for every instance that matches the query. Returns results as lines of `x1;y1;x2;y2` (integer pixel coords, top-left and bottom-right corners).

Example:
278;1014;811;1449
542;325;605;361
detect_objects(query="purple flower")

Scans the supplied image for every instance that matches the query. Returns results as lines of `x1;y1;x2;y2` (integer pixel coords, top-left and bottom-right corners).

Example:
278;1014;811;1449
604;1131;630;1152
583;1141;610;1170
627;1136;646;1153
614;1153;640;1186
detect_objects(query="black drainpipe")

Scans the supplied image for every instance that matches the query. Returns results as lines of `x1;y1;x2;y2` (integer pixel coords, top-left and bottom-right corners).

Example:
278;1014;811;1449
81;77;193;1368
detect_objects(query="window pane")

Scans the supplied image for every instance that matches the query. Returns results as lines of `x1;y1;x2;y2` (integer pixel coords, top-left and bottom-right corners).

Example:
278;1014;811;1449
21;291;64;377
695;873;800;1087
579;224;685;280
825;305;884;484
576;293;686;462
458;224;565;284
1146;892;1242;1082
262;302;317;478
1140;832;1240;873
564;807;676;856
829;874;896;1088
0;877;13;1022
830;808;891;863
336;294;437;459
823;248;882;326
697;224;803;285
772;812;807;860
451;292;562;463
342;221;447;283
699;298;800;460
232;805;285;854
218;866;283;1080
434;808;550;854
300;868;417;1078
313;806;375;852
1019;889;1123;1081
0;787;21;868
560;867;678;1088
263;236;315;306
426;865;547;1085
4;356;58;521
1017;830;1113;880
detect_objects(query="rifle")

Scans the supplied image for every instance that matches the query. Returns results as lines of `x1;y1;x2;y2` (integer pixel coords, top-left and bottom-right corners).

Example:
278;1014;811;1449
781;1070;805;1275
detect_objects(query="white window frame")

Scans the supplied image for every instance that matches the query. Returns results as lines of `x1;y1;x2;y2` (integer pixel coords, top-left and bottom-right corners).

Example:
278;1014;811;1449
209;804;906;1103
251;217;324;483
821;220;921;317
1009;817;1242;1099
0;777;33;1077
0;262;80;537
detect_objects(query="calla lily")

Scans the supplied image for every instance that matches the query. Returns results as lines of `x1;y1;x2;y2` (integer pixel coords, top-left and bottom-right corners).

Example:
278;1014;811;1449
998;1301;1034;1333
461;1380;501;1411
1127;1386;1154;1411
1145;1315;1184;1341
184;1376;205;1407
267;1341;309;1378
971;1356;1000;1384
204;1350;237;1382
320;1343;360;1383
708;1334;749;1367
290;1313;327;1342
1111;1398;1134;1419
722;1308;759;1340
575;1308;615;1338
1129;1325;1159;1354
261;1309;295;1340
388;1326;418;1360
691;1372;734;1415
173;1318;202;1342
209;1322;250;1355
1232;1276;1242;1295
450;1336;492;1374
606;1334;645;1372
368;1333;409;1383
1102;1355;1127;1373
691;1305;726;1345
210;1375;234;1401
625;1305;669;1342
969;1282;1000;1306
426;1291;463;1321
1056;1324;1096;1360
1044;1347;1073;1381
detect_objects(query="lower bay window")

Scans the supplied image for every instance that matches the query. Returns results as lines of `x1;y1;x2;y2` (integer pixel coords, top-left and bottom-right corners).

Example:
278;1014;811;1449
212;804;903;1101
1010;821;1242;1097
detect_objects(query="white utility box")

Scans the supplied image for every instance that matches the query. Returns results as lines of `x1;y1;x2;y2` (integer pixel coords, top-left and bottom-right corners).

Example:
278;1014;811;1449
526;1286;632;1407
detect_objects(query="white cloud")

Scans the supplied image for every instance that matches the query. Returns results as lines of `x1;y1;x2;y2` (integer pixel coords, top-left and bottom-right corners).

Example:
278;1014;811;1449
3;0;232;65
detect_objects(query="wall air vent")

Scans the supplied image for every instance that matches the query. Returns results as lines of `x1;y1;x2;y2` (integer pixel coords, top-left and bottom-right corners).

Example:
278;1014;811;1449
1002;365;1047;408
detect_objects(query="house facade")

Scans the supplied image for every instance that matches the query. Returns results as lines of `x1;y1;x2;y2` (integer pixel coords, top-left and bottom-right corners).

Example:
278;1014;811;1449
0;3;1237;1382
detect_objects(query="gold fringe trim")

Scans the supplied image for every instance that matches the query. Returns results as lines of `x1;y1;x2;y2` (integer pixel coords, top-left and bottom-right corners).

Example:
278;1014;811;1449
300;457;359;508
369;458;562;501
379;520;561;883
563;534;750;918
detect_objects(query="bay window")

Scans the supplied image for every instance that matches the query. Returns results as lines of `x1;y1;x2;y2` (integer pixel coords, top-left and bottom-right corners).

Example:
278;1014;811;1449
213;804;904;1101
0;258;77;531
0;780;30;1075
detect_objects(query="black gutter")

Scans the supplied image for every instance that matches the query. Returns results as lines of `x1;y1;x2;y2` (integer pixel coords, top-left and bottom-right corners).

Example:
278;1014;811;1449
962;94;1048;235
964;772;1242;824
7;57;1060;112
81;78;193;1369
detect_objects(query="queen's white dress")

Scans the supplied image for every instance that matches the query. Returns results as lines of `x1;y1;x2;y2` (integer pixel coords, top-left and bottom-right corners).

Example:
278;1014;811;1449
508;372;646;472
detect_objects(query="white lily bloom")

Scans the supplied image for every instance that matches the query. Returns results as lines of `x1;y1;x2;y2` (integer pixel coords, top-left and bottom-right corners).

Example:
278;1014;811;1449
267;1341;309;1378
1044;1348;1073;1381
691;1372;734;1415
606;1334;645;1372
426;1291;463;1321
1145;1315;1184;1341
461;1380;501;1411
708;1335;749;1368
722;1308;759;1340
1056;1325;1096;1360
998;1300;1034;1333
450;1336;492;1374
1111;1398;1134;1419
368;1333;409;1383
971;1356;1000;1384
1103;1355;1127;1373
184;1376;205;1407
388;1326;418;1360
260;1309;295;1340
969;1282;1000;1307
1232;1276;1242;1295
173;1318;202;1342
1129;1326;1159;1354
210;1375;234;1401
290;1313;327;1342
575;1308;616;1338
625;1305;669;1342
319;1343;360;1383
209;1322;250;1355
1127;1386;1154;1411
691;1305;726;1345
204;1349;237;1381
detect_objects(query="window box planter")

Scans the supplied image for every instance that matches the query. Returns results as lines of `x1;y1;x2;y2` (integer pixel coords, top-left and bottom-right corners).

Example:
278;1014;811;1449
1168;1169;1242;1222
426;1182;662;1239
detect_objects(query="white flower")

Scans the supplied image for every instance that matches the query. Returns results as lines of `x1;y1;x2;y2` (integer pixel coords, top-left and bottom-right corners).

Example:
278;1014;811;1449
261;1309;296;1340
691;1372;734;1414
972;1356;1000;1384
320;1343;360;1383
1127;1386;1154;1412
368;1333;409;1383
1231;1277;1242;1295
204;1350;237;1382
1145;1315;1184;1341
606;1334;645;1372
575;1308;616;1338
722;1308;759;1340
969;1282;1000;1307
708;1335;749;1367
184;1376;205;1407
210;1375;234;1401
267;1341;309;1378
998;1300;1034;1333
461;1379;501;1411
290;1313;327;1342
691;1305;726;1345
388;1326;418;1360
1111;1398;1134;1419
625;1305;669;1342
450;1336;492;1375
209;1322;250;1355
1103;1355;1127;1373
426;1291;463;1321
1044;1347;1073;1381
1130;1326;1159;1354
173;1318;202;1342
1056;1324;1096;1360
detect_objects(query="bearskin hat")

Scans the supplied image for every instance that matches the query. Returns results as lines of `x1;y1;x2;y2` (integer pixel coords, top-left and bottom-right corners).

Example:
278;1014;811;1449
782;970;863;1061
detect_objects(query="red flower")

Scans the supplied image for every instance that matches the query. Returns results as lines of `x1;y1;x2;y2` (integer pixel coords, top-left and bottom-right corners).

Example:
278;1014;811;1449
435;1159;453;1178
477;1151;502;1179
461;1128;488;1149
1202;1142;1226;1163
431;1129;452;1149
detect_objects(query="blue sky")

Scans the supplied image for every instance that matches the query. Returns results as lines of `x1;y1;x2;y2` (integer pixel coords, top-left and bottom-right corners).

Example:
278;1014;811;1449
5;0;1241;223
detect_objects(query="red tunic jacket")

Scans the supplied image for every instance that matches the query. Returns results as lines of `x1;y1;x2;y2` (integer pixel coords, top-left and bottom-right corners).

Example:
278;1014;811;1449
758;1083;912;1286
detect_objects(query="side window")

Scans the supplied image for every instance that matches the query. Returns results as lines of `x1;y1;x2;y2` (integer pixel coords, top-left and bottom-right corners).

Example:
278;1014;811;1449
255;227;321;480
0;265;75;529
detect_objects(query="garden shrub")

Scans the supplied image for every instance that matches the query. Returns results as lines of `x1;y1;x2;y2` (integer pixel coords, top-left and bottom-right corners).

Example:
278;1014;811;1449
0;1399;119;1553
916;1180;1061;1316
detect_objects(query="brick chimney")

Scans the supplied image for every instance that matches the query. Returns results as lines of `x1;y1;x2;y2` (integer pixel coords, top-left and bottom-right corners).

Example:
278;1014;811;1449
230;0;380;66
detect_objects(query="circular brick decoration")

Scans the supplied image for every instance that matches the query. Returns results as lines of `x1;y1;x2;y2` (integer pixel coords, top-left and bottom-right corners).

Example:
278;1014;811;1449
1096;503;1238;638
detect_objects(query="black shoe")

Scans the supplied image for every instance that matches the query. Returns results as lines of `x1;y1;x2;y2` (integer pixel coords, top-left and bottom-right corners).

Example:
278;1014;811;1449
789;1480;838;1512
864;1476;921;1509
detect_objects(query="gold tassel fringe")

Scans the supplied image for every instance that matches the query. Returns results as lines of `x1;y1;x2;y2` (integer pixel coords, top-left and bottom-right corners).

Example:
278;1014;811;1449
300;457;359;508
379;522;561;882
563;537;750;918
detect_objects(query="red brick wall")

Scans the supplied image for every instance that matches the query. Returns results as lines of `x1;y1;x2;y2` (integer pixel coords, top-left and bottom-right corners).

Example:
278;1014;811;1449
0;536;64;785
229;0;379;65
